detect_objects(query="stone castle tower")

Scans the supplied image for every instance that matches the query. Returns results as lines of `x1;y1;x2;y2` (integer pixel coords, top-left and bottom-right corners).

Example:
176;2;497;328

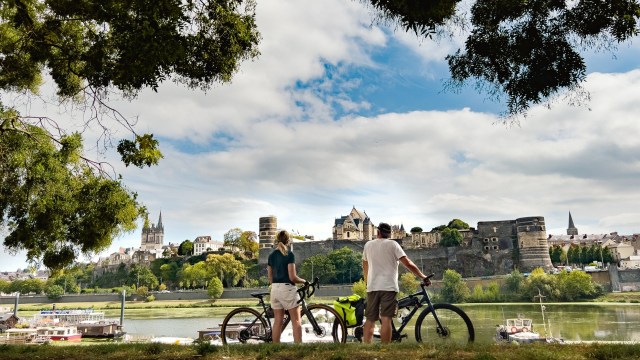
515;216;553;271
259;215;278;249
333;206;376;240
141;212;164;250
477;216;553;272
567;211;579;236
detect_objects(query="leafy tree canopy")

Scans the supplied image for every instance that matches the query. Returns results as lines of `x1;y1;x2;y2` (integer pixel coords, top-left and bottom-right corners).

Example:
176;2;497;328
410;226;423;233
0;123;141;270
447;219;469;230
178;240;194;256
440;227;463;247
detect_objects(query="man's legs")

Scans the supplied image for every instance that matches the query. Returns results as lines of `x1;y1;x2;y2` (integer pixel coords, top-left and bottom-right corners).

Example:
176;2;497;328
379;316;393;344
363;318;376;343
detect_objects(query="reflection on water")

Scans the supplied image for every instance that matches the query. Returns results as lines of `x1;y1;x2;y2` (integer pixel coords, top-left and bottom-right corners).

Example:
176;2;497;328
461;303;640;343
116;304;640;342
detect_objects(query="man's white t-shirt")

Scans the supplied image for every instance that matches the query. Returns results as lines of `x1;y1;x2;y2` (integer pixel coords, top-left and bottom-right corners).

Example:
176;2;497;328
363;238;407;292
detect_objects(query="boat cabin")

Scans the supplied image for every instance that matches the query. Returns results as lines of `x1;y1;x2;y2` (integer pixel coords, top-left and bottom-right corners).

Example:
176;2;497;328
504;318;533;333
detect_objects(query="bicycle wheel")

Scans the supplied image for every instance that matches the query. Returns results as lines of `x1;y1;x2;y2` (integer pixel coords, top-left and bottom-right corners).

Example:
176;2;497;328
414;303;474;345
304;304;347;343
220;307;269;345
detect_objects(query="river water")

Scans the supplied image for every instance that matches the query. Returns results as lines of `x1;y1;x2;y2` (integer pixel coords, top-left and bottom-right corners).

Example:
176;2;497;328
117;303;640;343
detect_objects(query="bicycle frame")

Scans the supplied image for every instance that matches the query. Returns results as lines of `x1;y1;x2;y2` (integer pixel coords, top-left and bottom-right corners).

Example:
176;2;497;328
391;282;435;339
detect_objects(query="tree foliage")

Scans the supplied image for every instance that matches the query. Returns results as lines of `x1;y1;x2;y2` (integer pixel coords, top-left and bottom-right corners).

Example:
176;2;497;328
178;240;194;256
410;226;423;233
0;124;141;269
446;0;640;115
207;277;224;301
0;0;260;96
440;269;469;303
440;227;463;247
205;253;246;287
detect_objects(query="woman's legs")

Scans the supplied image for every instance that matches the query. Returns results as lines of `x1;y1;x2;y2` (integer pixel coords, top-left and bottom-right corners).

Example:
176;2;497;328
271;308;285;343
287;306;302;343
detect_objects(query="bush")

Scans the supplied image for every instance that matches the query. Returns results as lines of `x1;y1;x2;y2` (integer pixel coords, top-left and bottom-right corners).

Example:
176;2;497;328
208;277;223;301
439;269;469;303
352;279;367;299
145;295;155;302
45;284;64;300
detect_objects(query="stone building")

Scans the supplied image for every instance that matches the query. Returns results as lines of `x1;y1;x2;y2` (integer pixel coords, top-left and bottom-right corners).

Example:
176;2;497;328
332;206;406;241
141;212;164;251
193;236;224;256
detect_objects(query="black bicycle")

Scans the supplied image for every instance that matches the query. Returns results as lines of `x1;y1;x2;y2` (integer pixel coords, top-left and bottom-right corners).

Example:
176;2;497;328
220;278;347;344
354;274;475;345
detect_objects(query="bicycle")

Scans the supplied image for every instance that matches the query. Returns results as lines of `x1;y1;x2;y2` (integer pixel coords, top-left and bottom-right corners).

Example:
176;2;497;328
353;274;475;345
220;278;347;344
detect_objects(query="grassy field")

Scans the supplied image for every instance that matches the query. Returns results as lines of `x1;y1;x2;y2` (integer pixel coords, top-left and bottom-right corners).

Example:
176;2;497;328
2;342;640;360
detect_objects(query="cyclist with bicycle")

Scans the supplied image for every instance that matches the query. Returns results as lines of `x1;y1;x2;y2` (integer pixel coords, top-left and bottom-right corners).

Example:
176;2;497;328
362;222;430;344
267;230;307;343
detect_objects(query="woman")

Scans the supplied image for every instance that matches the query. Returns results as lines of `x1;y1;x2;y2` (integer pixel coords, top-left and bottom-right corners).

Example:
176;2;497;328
267;230;307;343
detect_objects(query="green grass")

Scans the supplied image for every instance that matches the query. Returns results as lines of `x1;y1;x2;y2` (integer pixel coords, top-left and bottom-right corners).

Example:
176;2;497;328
1;342;640;360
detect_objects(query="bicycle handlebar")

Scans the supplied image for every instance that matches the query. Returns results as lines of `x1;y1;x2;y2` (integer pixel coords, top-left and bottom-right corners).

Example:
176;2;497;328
298;277;320;299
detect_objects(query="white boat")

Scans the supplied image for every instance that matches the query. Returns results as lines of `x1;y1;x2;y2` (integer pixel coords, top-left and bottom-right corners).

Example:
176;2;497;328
149;336;194;345
36;325;82;342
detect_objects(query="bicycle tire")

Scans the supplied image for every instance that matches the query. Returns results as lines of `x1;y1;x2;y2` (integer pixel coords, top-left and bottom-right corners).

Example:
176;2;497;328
414;303;474;345
220;307;269;345
305;304;347;343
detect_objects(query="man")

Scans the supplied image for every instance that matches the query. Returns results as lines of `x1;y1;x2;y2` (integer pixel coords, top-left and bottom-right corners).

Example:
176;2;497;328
362;222;429;343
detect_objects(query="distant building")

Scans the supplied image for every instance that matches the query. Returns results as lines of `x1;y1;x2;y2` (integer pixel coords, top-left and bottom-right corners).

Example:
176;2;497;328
332;206;406;241
193;236;224;256
567;211;579;236
141;212;164;251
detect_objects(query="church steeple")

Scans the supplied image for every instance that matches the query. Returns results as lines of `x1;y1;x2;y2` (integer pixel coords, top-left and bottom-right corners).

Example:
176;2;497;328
157;211;163;230
567;211;578;236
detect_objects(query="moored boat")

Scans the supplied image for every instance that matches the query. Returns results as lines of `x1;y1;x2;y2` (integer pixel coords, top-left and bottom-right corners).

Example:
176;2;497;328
36;325;82;342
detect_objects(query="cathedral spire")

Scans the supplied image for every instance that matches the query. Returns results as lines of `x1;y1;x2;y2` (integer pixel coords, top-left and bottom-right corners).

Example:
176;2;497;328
567;211;578;236
157;211;163;230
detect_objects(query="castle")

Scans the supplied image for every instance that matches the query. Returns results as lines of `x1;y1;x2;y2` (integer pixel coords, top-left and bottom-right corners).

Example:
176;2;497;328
332;206;406;240
258;208;554;278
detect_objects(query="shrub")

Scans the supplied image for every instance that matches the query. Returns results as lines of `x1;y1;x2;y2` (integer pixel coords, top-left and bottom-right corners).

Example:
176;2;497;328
352;279;367;299
45;285;64;300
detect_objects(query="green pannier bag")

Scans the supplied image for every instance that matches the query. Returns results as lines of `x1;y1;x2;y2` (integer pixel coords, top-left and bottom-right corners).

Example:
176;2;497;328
333;294;365;328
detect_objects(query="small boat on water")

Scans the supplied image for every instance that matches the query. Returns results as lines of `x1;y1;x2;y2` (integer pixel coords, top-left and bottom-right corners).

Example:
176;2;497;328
496;316;544;343
496;291;563;344
36;325;82;342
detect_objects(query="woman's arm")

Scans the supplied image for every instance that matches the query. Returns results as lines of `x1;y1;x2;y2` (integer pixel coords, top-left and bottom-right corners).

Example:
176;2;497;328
288;263;306;284
267;265;273;284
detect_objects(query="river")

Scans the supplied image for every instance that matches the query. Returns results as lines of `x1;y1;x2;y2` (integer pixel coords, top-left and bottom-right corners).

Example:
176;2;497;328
114;303;640;343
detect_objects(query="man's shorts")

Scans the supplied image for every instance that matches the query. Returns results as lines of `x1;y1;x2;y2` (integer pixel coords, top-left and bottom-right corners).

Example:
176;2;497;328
270;283;300;310
365;291;398;321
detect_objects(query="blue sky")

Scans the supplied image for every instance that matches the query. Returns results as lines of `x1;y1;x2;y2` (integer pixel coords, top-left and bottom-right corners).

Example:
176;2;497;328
2;0;640;271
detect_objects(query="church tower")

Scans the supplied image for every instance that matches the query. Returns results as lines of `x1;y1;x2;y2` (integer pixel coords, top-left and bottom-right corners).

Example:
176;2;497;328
567;211;578;236
141;211;165;250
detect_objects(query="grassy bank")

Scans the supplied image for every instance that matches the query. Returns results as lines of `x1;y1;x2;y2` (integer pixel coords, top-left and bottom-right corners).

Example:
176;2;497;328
2;342;640;360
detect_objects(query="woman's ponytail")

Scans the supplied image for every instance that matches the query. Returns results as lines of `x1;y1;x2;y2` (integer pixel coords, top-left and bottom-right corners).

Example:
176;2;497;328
276;230;290;256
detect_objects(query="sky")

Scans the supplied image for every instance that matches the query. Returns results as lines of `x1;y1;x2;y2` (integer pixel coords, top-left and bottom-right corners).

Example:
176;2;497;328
2;0;640;271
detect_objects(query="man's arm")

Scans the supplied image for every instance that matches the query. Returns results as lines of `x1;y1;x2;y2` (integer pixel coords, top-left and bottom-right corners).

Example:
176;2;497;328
363;259;368;284
399;256;427;281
